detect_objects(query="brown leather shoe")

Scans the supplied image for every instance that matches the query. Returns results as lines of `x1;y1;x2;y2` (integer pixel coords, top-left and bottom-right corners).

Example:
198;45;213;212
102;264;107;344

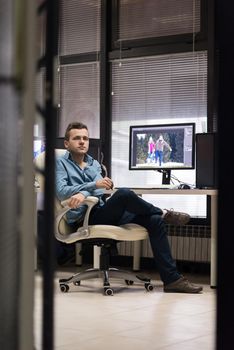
163;209;190;226
164;276;203;293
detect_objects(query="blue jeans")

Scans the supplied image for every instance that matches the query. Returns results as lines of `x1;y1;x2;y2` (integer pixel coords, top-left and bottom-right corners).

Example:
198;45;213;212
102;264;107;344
89;188;181;285
155;150;163;166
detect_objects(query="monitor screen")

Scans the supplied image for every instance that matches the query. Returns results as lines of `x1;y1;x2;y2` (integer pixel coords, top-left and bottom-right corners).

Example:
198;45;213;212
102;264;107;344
129;123;195;174
33;138;45;158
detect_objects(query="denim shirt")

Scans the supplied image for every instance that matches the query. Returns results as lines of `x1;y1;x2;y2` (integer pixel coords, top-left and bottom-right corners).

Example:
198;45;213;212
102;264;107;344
55;151;105;224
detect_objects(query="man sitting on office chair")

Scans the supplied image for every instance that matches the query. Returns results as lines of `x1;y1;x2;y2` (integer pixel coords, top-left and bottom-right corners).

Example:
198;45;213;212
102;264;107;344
55;122;203;293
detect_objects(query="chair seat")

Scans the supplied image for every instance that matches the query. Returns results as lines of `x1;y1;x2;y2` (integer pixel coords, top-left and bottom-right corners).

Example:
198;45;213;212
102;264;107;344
58;223;148;244
89;223;148;240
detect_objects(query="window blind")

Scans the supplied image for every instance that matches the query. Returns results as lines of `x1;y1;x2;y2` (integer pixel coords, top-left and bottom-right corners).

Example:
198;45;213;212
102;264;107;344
111;51;207;216
111;51;207;124
34;68;45;137
59;0;101;56
118;0;200;40
59;62;100;139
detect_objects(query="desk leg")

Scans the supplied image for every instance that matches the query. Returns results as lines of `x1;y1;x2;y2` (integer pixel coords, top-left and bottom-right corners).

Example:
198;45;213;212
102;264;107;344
93;246;101;269
133;241;141;271
210;195;218;287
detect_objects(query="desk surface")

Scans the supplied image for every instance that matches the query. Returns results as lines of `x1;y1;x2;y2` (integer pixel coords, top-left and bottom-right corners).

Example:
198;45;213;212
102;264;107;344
110;187;218;196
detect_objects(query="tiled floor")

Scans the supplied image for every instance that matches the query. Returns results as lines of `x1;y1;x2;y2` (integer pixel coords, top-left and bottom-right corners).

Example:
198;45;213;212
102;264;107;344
34;266;216;350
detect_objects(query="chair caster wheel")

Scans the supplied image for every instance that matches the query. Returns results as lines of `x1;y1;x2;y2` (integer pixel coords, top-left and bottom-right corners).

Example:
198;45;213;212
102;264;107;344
60;284;69;293
73;281;81;286
145;283;154;292
104;287;114;296
125;280;134;285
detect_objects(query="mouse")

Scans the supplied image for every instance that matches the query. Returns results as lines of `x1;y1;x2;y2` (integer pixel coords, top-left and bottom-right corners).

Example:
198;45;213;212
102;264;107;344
178;184;191;189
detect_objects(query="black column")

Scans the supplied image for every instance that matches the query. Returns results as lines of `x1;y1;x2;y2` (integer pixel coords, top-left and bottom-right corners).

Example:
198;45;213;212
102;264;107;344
42;1;59;349
0;1;20;349
216;1;234;349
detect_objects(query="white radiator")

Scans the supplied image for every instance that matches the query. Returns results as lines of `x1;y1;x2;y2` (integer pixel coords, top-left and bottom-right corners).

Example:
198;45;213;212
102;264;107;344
117;225;211;263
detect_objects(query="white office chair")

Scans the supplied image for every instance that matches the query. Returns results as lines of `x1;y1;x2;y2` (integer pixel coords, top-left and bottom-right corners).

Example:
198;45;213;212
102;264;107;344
35;149;154;295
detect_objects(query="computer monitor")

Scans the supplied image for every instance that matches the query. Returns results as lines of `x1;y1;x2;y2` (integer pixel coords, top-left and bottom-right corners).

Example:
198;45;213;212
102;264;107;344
129;123;195;184
33;137;45;158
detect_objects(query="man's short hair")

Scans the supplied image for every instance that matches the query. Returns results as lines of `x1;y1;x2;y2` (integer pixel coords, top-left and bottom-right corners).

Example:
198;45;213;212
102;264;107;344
65;122;88;141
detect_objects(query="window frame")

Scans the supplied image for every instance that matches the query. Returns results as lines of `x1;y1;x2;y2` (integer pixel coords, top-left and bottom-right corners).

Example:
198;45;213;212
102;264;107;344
55;0;215;224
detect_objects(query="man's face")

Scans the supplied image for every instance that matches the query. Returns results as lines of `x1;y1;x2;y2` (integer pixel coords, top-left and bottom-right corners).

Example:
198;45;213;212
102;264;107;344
64;128;89;156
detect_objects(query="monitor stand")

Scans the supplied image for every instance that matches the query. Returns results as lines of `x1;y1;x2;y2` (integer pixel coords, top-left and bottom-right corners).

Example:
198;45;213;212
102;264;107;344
162;169;171;185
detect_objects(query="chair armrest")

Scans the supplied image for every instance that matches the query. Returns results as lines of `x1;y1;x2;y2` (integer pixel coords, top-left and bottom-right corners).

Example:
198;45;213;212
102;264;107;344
55;196;99;241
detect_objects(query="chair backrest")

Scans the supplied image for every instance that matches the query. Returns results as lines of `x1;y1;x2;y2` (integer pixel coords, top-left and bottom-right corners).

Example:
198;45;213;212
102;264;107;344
34;149;74;237
35;149;67;191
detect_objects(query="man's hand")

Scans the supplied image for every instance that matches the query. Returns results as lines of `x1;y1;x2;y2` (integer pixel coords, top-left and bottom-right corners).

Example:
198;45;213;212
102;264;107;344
67;193;86;208
96;177;114;190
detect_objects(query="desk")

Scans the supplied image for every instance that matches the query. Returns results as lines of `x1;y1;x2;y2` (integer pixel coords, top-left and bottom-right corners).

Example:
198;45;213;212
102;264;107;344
106;187;218;287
